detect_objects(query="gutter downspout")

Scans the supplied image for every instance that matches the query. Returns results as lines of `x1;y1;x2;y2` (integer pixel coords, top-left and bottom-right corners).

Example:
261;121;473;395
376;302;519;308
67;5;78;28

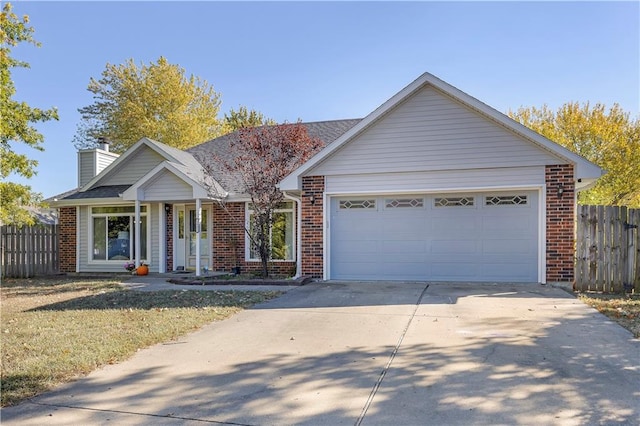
283;191;302;279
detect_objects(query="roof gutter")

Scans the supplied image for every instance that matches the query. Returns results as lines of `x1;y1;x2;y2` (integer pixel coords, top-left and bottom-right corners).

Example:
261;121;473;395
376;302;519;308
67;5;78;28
49;197;127;207
283;191;302;279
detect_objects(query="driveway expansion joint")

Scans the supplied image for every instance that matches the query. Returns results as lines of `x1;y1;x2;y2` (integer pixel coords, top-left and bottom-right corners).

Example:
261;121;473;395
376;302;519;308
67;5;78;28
28;401;252;425
354;283;430;426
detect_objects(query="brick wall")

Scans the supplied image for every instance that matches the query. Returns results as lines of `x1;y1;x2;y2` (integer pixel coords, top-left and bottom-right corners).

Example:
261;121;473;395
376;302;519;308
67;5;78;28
545;164;575;282
166;205;173;272
212;202;296;276
58;207;76;272
301;176;325;278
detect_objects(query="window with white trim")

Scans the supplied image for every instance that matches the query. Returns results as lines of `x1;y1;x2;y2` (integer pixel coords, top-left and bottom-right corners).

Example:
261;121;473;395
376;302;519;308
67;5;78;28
247;202;295;261
91;206;148;261
339;199;376;209
434;197;475;207
385;198;424;208
485;195;528;206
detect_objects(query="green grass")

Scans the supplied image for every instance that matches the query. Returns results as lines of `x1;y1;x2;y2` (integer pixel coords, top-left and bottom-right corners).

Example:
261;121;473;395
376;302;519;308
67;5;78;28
0;277;281;407
578;292;640;338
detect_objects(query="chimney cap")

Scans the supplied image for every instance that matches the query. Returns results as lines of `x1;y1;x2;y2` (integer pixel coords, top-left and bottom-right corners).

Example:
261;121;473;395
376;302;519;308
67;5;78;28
97;137;110;145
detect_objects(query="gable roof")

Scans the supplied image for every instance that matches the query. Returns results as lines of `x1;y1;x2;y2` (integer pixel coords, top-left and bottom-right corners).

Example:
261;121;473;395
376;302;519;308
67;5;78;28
279;72;604;191
121;161;225;201
188;119;360;196
78;137;208;193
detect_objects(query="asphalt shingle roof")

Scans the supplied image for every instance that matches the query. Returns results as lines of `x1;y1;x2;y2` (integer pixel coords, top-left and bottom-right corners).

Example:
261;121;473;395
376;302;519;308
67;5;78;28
63;185;131;200
188;119;361;194
58;119;361;200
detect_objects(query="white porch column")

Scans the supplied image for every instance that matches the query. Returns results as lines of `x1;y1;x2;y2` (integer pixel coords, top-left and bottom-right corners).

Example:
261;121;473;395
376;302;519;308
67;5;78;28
159;204;166;273
135;199;141;267
195;198;201;276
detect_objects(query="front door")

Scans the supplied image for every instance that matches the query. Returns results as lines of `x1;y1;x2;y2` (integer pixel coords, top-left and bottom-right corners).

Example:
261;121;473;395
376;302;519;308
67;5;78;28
187;207;210;270
175;205;210;271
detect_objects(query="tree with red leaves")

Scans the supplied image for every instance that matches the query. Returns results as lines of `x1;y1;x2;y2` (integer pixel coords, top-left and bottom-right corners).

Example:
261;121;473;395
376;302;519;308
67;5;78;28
220;122;322;277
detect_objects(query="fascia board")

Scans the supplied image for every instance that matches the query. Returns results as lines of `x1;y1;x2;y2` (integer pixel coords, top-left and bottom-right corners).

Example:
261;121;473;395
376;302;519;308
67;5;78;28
50;197;125;207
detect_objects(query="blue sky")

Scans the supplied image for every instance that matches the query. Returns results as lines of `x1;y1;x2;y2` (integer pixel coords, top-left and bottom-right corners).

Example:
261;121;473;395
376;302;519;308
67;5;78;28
9;1;639;198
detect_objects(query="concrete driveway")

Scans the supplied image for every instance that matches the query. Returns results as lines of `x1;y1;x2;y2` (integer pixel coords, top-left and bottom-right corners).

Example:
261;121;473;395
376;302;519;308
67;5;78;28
2;282;638;425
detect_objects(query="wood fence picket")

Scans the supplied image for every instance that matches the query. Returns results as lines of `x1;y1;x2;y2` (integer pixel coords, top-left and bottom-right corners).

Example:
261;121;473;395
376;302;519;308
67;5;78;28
575;205;640;292
1;224;59;278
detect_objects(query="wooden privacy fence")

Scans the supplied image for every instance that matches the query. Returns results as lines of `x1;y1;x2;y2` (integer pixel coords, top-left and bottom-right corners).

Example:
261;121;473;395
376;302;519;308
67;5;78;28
1;224;59;278
575;206;640;292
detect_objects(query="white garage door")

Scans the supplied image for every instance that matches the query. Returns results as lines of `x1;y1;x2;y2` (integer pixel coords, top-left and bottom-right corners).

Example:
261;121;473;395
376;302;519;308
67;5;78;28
330;192;538;282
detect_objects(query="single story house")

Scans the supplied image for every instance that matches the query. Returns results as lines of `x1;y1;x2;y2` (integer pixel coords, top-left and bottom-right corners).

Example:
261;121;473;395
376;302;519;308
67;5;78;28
52;72;603;284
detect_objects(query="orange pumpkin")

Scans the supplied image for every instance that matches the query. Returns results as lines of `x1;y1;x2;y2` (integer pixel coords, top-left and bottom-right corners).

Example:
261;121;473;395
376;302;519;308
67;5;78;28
137;264;149;276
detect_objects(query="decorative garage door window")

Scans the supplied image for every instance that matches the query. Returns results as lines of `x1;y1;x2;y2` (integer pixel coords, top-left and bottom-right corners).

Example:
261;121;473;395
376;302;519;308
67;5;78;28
485;195;528;206
434;196;474;207
339;199;376;209
385;198;424;208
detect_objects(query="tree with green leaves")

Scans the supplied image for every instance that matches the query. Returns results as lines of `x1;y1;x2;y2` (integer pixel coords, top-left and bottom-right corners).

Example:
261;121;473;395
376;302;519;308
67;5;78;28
73;57;224;153
223;106;275;132
510;102;640;207
0;3;59;226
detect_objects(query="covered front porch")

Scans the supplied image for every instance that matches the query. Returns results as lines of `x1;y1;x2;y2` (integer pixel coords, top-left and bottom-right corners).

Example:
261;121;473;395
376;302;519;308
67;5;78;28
121;160;223;276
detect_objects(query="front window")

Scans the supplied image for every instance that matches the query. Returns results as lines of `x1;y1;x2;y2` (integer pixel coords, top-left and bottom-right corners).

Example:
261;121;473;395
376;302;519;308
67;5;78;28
91;206;148;261
247;202;294;261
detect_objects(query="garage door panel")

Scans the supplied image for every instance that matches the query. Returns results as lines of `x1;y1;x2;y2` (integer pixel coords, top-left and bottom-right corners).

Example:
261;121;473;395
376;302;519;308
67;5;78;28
430;240;478;255
482;239;534;255
483;216;534;233
432;215;479;231
380;241;427;262
330;192;538;282
333;242;379;258
431;262;479;280
383;262;429;277
481;263;536;280
381;219;425;235
332;218;380;236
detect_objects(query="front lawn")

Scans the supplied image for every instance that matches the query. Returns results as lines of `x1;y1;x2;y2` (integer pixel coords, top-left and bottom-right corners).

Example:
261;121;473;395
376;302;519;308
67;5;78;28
578;292;640;338
0;277;281;407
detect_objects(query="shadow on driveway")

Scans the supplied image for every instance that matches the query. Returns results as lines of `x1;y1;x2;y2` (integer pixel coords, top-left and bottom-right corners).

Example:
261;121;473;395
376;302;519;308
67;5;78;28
3;281;638;425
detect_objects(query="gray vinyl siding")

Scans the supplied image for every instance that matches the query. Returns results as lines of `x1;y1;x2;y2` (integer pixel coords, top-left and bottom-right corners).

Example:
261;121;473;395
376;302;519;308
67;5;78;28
78;206;89;270
142;170;194;201
96;151;118;175
311;86;562;176
99;146;166;186
78;151;95;187
325;166;545;193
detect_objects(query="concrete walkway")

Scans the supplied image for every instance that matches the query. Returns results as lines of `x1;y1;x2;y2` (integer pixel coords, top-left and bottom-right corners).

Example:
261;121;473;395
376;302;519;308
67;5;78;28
2;282;639;425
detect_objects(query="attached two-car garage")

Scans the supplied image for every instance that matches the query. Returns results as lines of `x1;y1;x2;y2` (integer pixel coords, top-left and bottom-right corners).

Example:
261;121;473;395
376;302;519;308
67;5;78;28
329;191;539;282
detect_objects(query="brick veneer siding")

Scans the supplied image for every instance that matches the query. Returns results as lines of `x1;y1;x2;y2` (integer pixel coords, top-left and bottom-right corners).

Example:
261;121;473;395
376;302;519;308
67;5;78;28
58;207;77;272
301;176;325;278
212;202;296;276
166;206;173;272
546;164;575;282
